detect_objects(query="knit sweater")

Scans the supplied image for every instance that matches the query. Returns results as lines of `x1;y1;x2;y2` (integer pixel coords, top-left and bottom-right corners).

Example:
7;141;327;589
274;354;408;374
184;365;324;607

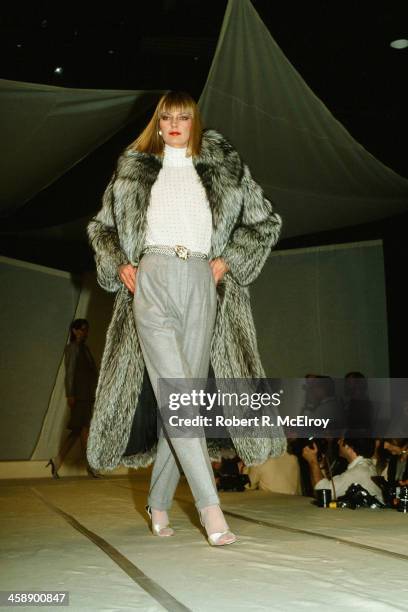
144;143;212;254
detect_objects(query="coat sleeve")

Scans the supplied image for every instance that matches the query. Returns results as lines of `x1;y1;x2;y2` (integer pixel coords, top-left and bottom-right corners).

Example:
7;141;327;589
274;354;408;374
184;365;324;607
87;160;130;293
220;164;282;286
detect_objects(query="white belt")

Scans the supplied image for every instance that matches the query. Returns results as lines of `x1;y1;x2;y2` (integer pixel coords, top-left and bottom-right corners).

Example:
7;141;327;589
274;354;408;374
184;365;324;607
142;245;208;261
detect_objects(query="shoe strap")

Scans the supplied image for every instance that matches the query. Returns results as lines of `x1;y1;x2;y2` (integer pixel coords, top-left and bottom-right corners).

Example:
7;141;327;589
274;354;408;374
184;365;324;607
208;530;234;544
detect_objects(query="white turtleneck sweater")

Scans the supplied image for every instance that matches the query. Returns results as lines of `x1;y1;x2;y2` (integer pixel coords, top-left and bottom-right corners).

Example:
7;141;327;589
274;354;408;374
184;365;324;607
144;144;213;255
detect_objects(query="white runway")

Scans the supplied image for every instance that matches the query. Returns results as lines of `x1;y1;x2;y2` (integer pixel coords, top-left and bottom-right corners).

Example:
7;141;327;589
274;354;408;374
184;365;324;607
1;470;407;611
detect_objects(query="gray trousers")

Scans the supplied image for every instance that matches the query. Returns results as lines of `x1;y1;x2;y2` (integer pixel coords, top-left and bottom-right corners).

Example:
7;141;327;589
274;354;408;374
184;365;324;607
133;253;220;511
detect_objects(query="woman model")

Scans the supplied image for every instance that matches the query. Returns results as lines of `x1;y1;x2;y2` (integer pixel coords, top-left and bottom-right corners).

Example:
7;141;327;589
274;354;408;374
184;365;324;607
47;319;99;478
86;91;285;546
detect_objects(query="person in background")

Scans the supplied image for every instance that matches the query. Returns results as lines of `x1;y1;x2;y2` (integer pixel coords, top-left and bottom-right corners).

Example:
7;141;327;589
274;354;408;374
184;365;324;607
299;373;320;416
302;436;383;501
295;375;346;496
243;451;301;495
383;438;408;485
46;319;99;479
305;375;346;431
343;372;374;436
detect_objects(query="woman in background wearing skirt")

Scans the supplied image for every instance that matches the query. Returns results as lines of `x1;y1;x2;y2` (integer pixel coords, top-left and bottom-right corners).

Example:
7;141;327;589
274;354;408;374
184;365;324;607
46;319;99;479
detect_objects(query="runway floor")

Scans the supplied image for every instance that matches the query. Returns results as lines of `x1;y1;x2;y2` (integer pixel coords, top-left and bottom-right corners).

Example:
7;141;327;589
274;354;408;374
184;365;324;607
1;470;408;611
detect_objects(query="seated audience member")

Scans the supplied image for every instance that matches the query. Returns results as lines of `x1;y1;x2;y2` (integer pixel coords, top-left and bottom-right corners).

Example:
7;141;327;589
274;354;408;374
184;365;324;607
294;374;346;496
343;372;374;436
295;374;325;496
383;438;408;485
243;451;301;495
290;438;328;496
373;438;389;476
302;436;383;501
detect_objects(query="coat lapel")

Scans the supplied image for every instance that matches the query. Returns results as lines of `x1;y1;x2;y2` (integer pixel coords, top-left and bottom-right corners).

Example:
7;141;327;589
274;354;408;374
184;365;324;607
193;130;244;259
115;151;162;265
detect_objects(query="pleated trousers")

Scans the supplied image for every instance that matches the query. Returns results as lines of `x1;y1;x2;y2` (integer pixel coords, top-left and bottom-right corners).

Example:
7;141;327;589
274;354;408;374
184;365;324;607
133;253;220;511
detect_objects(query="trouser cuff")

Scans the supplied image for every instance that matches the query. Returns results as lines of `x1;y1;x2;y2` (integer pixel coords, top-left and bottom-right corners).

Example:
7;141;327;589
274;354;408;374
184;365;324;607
147;496;172;511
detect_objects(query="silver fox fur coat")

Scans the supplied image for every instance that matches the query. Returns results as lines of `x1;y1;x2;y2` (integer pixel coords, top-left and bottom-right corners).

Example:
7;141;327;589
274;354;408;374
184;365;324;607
86;128;286;471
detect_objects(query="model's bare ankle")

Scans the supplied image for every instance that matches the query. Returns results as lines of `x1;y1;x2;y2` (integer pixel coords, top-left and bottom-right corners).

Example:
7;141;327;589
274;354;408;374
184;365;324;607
151;508;169;527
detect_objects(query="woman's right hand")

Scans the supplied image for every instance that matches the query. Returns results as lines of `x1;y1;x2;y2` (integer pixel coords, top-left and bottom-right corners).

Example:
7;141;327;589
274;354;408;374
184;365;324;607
118;263;138;293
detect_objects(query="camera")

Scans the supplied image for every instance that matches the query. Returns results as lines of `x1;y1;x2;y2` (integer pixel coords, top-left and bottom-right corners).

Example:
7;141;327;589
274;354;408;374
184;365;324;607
398;485;408;513
336;483;385;509
371;476;408;510
289;437;328;462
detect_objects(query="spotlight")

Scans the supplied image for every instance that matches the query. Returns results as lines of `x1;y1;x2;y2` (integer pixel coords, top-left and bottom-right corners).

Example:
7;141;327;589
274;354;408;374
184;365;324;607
390;39;408;50
54;66;64;75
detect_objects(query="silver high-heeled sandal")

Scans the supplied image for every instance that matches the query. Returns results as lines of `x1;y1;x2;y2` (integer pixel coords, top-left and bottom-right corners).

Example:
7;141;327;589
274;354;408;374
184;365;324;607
199;508;237;547
145;505;174;537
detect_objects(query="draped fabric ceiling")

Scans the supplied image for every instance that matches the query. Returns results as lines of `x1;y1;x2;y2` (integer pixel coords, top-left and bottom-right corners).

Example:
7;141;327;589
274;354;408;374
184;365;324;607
198;0;408;238
0;80;164;216
0;0;407;240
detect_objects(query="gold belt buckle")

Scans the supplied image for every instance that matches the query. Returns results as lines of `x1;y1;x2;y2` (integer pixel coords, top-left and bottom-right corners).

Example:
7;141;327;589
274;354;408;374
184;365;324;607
174;245;189;260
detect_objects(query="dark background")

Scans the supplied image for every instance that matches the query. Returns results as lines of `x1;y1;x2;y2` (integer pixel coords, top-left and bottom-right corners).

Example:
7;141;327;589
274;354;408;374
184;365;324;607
1;1;408;374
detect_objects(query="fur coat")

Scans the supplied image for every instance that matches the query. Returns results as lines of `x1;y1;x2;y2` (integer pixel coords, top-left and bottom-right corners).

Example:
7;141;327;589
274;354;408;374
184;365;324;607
86;129;286;471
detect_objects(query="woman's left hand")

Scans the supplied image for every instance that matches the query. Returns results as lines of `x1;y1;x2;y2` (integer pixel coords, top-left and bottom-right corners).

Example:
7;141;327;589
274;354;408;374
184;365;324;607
209;258;229;285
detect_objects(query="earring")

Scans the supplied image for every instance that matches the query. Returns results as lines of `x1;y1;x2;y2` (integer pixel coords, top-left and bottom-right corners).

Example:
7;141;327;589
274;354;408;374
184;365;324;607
158;130;162;136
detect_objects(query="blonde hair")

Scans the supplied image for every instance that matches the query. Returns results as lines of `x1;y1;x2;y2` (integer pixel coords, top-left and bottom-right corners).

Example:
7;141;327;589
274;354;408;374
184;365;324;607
127;91;203;157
